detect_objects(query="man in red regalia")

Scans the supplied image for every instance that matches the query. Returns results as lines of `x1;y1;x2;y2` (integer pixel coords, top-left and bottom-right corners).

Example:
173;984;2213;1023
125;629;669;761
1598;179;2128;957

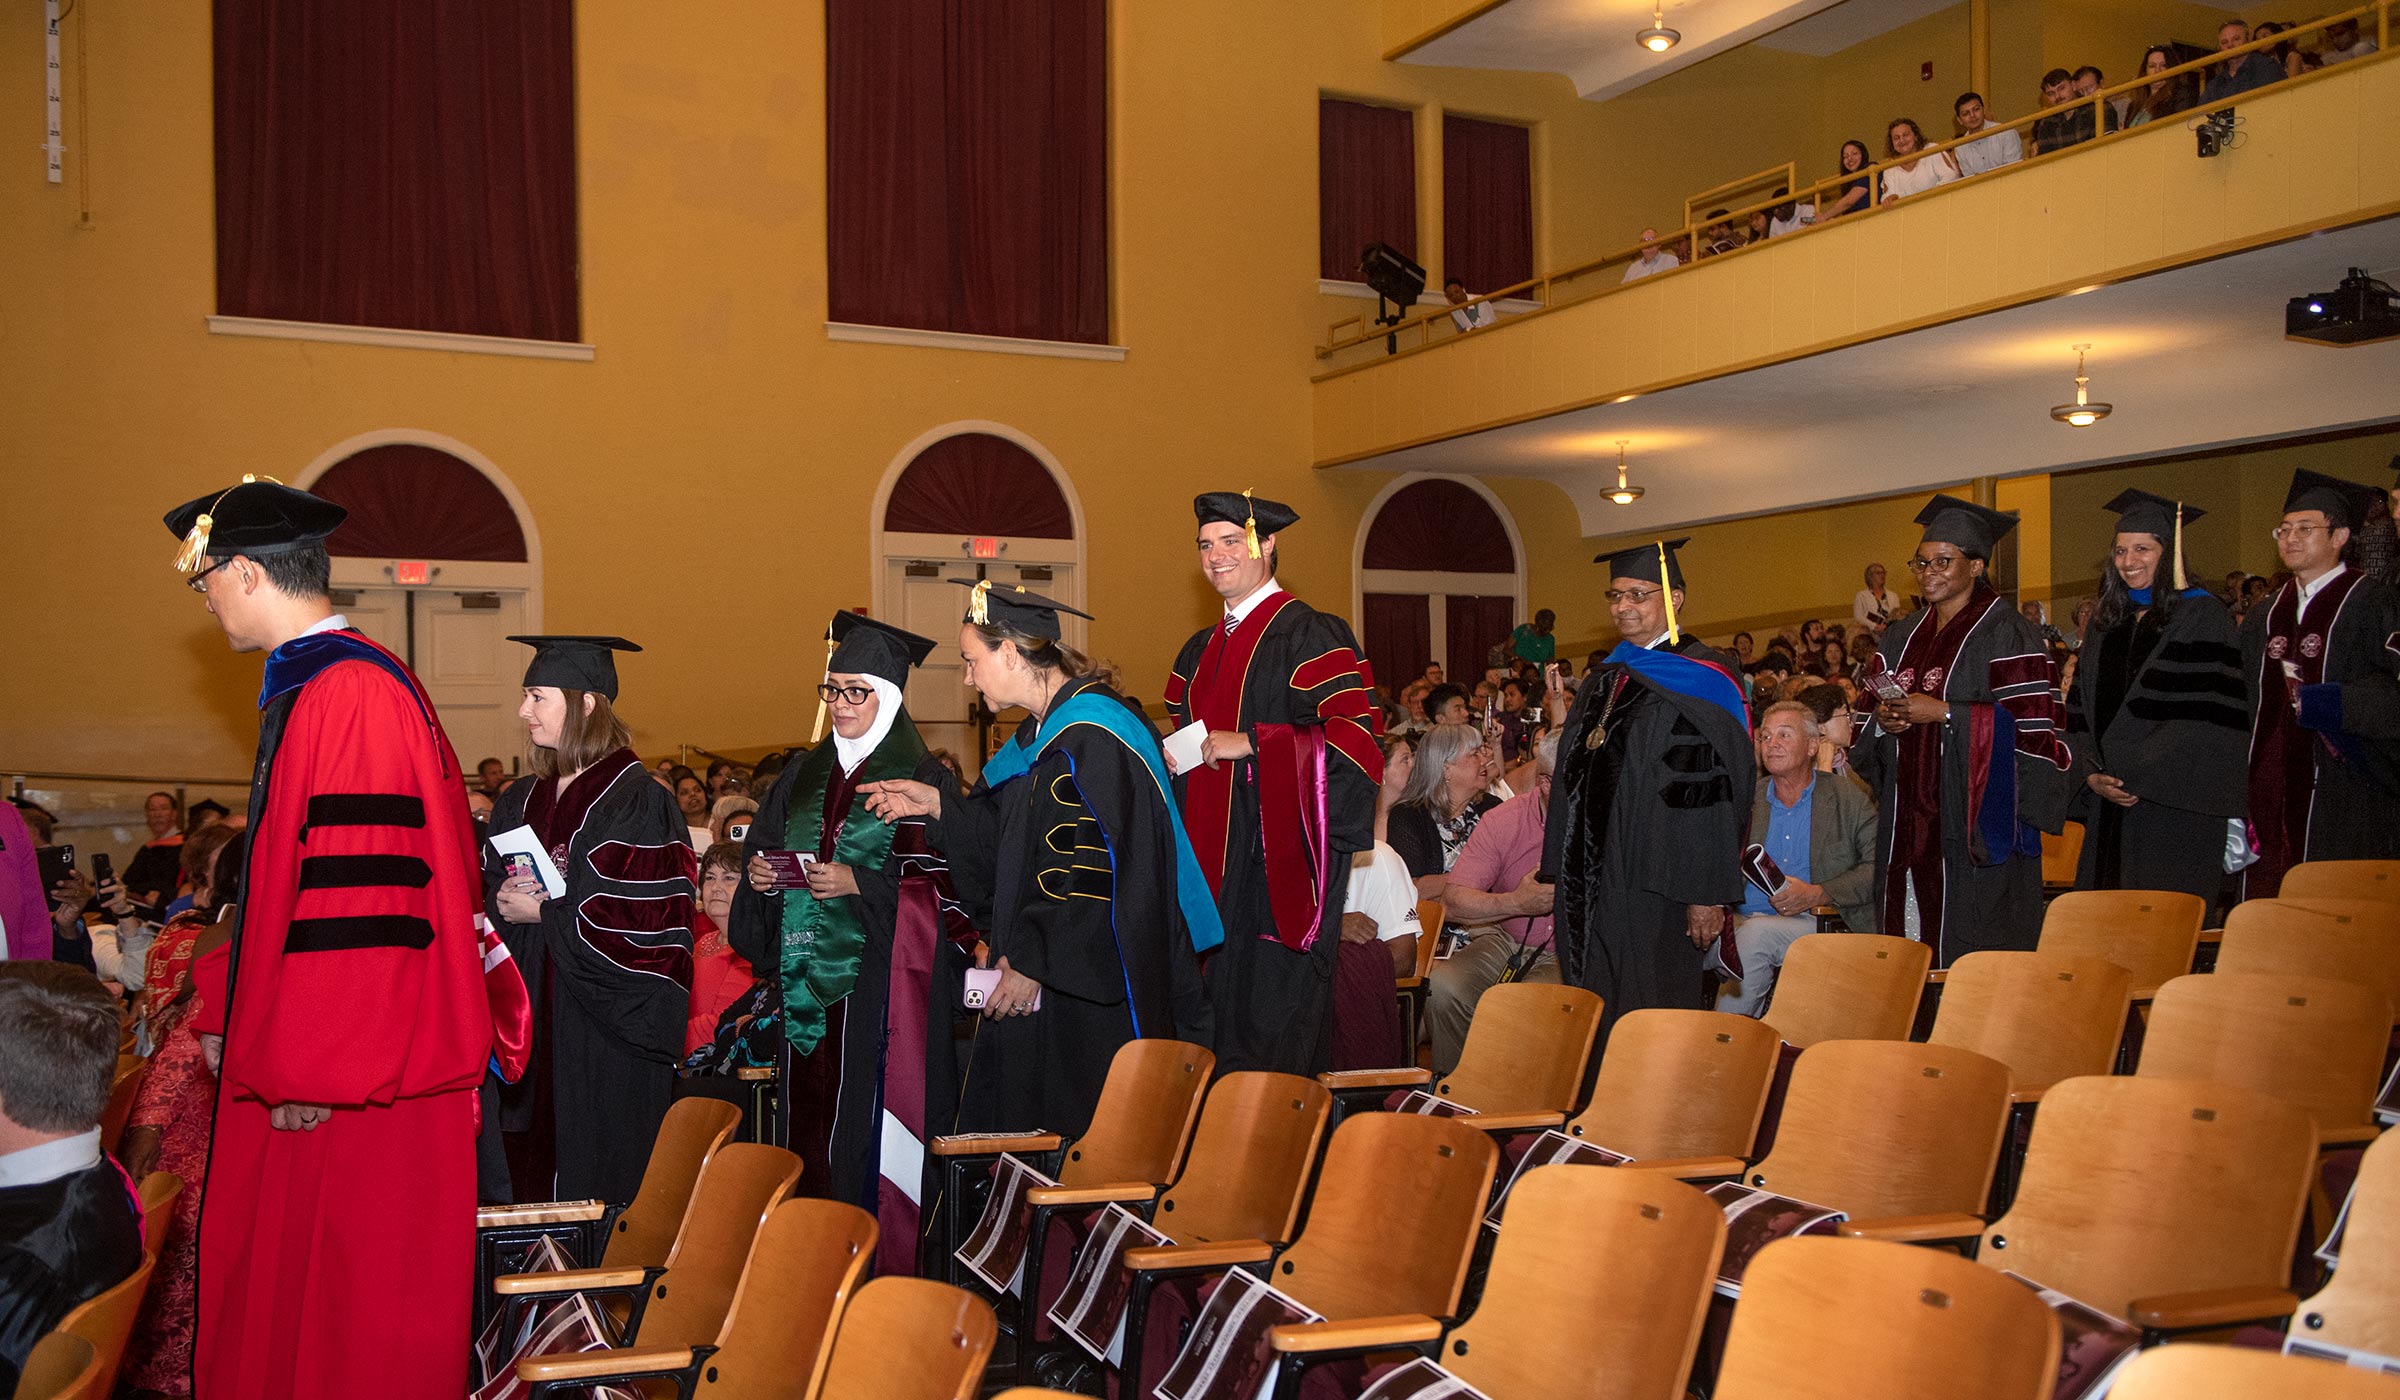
165;477;504;1398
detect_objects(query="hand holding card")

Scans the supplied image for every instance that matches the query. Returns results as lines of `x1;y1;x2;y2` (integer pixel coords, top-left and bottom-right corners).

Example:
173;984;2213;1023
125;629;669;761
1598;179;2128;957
1160;720;1208;776
758;850;817;891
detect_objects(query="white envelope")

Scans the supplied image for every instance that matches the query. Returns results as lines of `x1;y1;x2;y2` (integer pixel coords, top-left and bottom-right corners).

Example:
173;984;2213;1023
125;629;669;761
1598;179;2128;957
1161;720;1209;776
488;824;567;899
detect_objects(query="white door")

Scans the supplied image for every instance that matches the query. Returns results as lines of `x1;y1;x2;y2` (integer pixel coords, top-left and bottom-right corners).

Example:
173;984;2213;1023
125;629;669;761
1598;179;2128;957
891;560;981;772
415;589;530;776
335;586;409;655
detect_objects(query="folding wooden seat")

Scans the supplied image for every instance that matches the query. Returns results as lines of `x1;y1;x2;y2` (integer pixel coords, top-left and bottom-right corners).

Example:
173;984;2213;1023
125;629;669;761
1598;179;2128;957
1928;951;2130;1211
2137;973;2391;1148
1317;981;1603;1129
2036;889;2204;1002
1714;1237;2059;1400
1561;1009;1780;1179
2291;1131;2400;1362
97;1060;145;1157
812;1277;998;1400
1977;1075;2316;1333
49;1252;159;1398
2107;1343;2400;1398
2217;899;2400;1012
1392;896;1445;1058
515;1197;876;1398
135;1171;182;1256
495;1141;801;1349
2279;859;2400;907
1760;934;1930;1047
13;1333;100;1400
2040;822;2084;892
1736;1040;2014;1244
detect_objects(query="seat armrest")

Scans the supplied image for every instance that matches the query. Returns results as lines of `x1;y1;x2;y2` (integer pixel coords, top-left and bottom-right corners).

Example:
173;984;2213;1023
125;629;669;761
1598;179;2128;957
493;1265;650;1297
734;1066;775;1082
1316;1068;1431;1091
517;1345;696;1383
1395;976;1425;991
2009;1084;2051;1106
1624;1155;1748;1182
1925;968;1948;986
1123;1239;1273;1273
2319;1123;2382;1148
1268;1314;1445;1354
1467;1110;1565;1132
931;1131;1063;1157
2127;1286;2298;1332
1027;1181;1159;1208
478;1200;607;1229
2128;985;2159;1004
2196;927;2222;944
1836;1212;1987;1245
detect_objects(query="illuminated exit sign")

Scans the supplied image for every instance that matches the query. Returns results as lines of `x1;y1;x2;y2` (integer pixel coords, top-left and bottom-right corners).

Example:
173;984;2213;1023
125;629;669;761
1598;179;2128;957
970;537;999;559
394;560;431;585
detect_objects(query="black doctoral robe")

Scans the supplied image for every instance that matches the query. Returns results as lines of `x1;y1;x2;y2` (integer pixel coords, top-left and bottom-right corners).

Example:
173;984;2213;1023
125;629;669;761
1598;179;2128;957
0;1156;142;1395
2066;590;2248;903
928;676;1213;1140
2239;567;2400;896
1541;637;1752;1044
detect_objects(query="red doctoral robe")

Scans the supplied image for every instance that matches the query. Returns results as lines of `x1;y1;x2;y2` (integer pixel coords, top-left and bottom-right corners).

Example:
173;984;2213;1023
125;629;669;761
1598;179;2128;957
192;630;494;1398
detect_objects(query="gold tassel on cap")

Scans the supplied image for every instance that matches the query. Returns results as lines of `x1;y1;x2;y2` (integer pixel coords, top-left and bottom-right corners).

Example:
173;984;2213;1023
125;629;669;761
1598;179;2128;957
1659;541;1680;646
172;473;280;575
1242;487;1260;560
809;629;837;744
966;579;993;625
2171;501;2188;594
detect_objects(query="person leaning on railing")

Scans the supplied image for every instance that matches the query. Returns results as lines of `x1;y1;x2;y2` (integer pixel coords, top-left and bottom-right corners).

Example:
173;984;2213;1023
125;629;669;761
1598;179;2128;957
1951;92;2023;176
2125;44;2197;127
2028;68;2095;154
1879;118;1960;203
1822;139;1873;219
2202;17;2283;103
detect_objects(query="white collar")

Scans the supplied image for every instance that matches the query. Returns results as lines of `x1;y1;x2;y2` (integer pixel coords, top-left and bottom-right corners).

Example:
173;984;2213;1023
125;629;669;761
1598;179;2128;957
301;613;351;638
2298;563;2348;609
0;1129;102;1189
831;676;906;774
1225;579;1280;627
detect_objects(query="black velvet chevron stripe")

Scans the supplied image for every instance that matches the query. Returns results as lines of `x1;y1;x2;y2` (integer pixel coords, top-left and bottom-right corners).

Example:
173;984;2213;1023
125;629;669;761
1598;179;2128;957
304;794;426;828
2140;668;2248;700
2154;638;2243;668
1662;741;1718;773
299;854;432;891
2126;695;2251;731
286;914;436;953
1661;775;1735;809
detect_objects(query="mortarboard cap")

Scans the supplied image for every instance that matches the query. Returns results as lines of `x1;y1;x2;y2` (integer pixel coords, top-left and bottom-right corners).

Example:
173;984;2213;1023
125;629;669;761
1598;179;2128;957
1195;491;1299;559
2283;469;2381;530
954;579;1094;641
164;475;346;574
507;635;641;700
2101;489;2206;540
1597;538;1691;590
1914;494;2019;558
827;611;937;688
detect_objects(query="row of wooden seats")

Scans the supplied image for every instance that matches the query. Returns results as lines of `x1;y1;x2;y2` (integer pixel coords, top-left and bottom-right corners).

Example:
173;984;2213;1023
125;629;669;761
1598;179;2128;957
16;1171;184;1400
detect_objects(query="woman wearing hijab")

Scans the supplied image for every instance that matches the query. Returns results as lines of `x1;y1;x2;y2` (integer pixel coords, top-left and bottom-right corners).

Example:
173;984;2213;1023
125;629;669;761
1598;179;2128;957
727;613;978;1276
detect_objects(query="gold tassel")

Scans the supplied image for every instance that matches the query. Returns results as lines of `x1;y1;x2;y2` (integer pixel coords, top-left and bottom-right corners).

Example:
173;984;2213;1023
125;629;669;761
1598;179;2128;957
1242;487;1260;560
967;579;993;625
809;629;837;744
1659;541;1680;646
173;474;283;575
2171;501;2188;594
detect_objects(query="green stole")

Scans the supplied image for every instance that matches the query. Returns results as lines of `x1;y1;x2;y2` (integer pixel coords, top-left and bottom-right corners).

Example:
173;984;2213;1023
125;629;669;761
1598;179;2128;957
776;710;928;1055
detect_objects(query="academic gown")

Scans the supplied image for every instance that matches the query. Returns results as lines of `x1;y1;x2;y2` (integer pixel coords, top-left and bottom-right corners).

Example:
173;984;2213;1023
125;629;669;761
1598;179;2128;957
0;1157;142;1395
728;712;979;1278
929;676;1215;1140
193;631;493;1400
1854;586;2074;964
1165;593;1382;1075
2239;568;2400;897
485;750;696;1204
2066;592;2248;903
1542;637;1752;1043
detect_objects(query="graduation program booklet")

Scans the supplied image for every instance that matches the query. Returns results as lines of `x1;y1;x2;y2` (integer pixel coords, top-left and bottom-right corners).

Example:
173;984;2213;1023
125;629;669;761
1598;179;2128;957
2001;1272;2143;1400
1046;1202;1171;1364
1704;1182;1847;1298
1393;1090;1481;1117
1357;1358;1497;1400
954;1153;1057;1296
1484;1129;1630;1231
1153;1268;1322;1400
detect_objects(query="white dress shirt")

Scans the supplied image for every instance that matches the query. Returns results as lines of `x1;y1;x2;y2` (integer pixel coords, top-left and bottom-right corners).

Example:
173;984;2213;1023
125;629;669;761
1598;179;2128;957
0;1128;102;1188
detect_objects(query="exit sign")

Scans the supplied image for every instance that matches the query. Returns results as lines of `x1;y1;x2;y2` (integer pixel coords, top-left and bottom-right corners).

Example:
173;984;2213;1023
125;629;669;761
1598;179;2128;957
394;560;431;585
970;537;999;559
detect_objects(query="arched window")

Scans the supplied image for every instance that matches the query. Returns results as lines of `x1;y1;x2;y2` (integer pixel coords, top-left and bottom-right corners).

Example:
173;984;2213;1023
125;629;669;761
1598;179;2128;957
1359;478;1521;691
313;444;529;561
883;432;1074;538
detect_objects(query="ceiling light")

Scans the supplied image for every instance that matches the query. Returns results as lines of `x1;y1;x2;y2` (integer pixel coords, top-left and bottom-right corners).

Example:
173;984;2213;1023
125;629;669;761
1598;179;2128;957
1635;2;1680;52
2048;343;2112;427
1606;440;1646;504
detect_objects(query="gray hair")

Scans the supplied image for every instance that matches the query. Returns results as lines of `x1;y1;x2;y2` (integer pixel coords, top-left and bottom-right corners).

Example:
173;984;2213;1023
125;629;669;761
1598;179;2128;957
1399;722;1484;813
1758;700;1821;742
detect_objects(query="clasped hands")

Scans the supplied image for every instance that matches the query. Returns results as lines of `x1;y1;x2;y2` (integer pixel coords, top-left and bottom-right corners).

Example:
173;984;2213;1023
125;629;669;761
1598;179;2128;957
1874;694;1950;733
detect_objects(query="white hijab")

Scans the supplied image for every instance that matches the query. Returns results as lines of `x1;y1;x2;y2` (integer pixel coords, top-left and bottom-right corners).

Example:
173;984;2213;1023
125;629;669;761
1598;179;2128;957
832;675;906;774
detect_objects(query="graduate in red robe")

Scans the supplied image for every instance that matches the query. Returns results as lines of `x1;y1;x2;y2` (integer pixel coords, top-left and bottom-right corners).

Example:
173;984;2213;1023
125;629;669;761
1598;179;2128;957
165;478;497;1400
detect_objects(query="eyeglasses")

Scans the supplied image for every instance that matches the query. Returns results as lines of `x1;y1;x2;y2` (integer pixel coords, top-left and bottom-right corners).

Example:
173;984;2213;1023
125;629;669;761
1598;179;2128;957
1905;556;1964;573
185;558;233;595
2271;523;2330;541
817;683;876;704
1603;587;1661;604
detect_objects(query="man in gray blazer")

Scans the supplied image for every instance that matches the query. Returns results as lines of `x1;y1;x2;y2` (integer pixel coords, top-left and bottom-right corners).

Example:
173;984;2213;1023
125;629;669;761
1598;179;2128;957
1707;700;1881;1015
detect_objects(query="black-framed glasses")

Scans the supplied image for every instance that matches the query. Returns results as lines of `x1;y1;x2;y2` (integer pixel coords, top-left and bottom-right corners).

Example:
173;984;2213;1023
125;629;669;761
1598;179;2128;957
1905;555;1965;573
1603;587;1662;604
185;558;233;595
817;683;876;704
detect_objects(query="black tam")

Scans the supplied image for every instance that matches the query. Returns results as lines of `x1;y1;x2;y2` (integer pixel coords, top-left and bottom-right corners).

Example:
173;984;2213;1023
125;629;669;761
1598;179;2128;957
507;635;641;700
827;612;937;686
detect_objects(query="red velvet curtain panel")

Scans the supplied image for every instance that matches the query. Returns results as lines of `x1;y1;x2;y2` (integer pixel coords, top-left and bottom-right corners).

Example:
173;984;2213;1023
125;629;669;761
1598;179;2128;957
1446;595;1515;680
213;0;579;341
1363;593;1432;699
1442;115;1532;294
826;0;1110;344
883;434;1074;539
315;445;528;562
1362;480;1515;573
1319;99;1417;281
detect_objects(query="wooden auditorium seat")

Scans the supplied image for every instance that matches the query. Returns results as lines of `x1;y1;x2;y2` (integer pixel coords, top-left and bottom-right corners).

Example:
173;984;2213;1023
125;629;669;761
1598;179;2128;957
2136;972;2391;1149
1396;896;1445;1054
811;1277;997;1400
1928;951;2130;1106
1560;1008;1780;1180
2217;899;2400;1012
48;1251;159;1398
2036;889;2204;1003
2290;1132;2400;1363
13;1333;100;1400
2107;1343;2400;1398
1714;1236;2059;1400
1759;934;1930;1047
514;1196;876;1398
1318;981;1604;1130
134;1171;182;1256
2278;859;2400;907
97;1059;145;1158
2040;822;2085;892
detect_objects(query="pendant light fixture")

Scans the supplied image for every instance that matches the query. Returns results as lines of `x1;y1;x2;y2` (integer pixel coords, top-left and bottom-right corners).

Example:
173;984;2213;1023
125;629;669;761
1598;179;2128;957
2049;343;2113;427
1606;440;1645;505
1635;2;1681;52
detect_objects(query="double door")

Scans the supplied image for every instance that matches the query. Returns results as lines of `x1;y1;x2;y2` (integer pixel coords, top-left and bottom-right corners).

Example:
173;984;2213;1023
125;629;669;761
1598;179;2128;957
334;585;531;775
883;558;1076;777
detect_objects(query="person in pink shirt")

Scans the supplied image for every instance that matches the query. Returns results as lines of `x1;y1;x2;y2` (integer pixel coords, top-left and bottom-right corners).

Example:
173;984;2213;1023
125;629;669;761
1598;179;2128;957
0;802;52;962
1423;731;1559;1075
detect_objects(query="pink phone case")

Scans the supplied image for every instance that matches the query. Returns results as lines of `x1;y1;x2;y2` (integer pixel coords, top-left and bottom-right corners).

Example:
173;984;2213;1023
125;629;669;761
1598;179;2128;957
963;967;1039;1011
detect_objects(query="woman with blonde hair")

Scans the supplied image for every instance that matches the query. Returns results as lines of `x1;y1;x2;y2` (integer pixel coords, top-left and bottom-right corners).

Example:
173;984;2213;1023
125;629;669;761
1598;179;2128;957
1879;116;1960;202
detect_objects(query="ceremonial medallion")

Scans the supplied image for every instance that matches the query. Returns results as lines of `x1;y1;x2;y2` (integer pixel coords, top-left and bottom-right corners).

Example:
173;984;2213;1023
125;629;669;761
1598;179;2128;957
1585;725;1607;750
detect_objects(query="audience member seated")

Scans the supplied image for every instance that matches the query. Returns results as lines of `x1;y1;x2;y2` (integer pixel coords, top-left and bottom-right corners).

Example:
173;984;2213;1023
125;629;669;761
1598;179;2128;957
1444;277;1498;333
2203;18;2283;102
475;756;510;800
1622;228;1680;281
120;792;185;920
0;962;144;1395
130;823;240;1052
2126;44;2196;126
1824;139;1875;219
1705;703;1880;1018
1952;91;2023;176
708;794;758;845
1333;821;1423;1069
2322;15;2378;62
2073;65;2125;129
670;766;712;851
2252;22;2313;79
685;843;757;1061
1420;683;1471;726
1424;732;1560;1074
1765;188;1814;237
2029;68;2096;153
1701;209;1744;256
1881;117;1960;204
1386;722;1501;902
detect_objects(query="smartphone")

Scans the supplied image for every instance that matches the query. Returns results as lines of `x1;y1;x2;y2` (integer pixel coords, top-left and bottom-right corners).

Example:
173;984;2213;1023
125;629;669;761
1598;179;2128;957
91;852;114;889
36;844;75;910
504;854;535;884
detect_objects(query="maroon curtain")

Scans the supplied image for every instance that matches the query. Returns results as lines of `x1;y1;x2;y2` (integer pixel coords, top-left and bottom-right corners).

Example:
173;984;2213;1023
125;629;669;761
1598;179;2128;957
1363;480;1515;573
1319;99;1417;281
1442;115;1532;293
214;0;579;341
1363;593;1432;699
826;0;1109;344
1447;595;1515;680
883;433;1074;538
314;445;527;561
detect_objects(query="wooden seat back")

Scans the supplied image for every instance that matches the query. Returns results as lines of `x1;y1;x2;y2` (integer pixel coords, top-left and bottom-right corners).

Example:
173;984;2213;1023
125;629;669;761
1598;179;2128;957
634;1143;803;1347
1979;1075;2315;1318
1760;935;1930;1047
1746;1040;2012;1222
1152;1072;1329;1246
812;1276;996;1400
689;1197;876;1398
2040;823;2084;888
2108;1343;2400;1399
2291;1133;2400;1360
2278;859;2400;906
602;1096;742;1269
1274;1112;1497;1321
14;1333;100;1400
1413;899;1446;980
135;1172;183;1257
1568;1008;1779;1160
98;1061;146;1157
1928;951;2130;1095
1435;982;1604;1114
2218;899;2400;1009
2136;973;2391;1137
51;1251;158;1398
1448;1164;1726;1400
2036;890;2204;995
1715;1236;2059;1400
1057;1038;1213;1187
